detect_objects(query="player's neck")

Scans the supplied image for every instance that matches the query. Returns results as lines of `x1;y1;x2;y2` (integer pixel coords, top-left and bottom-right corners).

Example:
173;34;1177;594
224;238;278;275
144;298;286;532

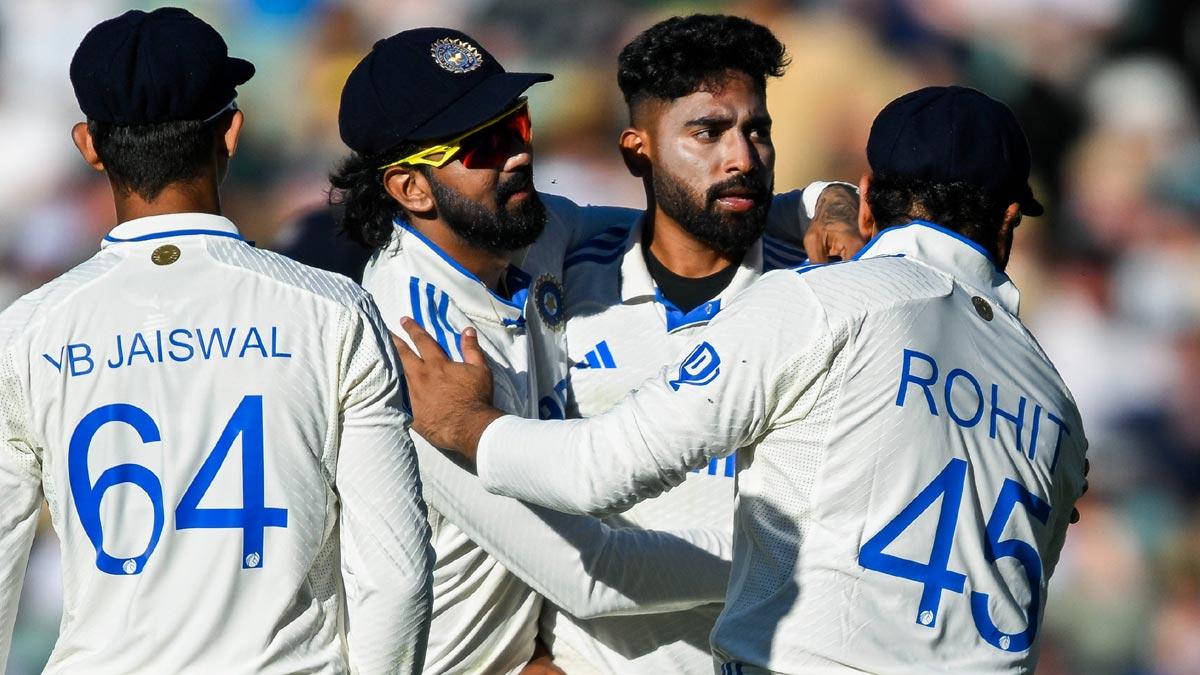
110;179;222;224
645;206;738;278
410;217;510;292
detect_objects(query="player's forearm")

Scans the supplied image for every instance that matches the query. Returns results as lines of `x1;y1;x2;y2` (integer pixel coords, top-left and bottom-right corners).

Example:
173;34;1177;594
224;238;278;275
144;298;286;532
340;481;434;675
336;402;434;673
416;436;730;617
476;411;716;517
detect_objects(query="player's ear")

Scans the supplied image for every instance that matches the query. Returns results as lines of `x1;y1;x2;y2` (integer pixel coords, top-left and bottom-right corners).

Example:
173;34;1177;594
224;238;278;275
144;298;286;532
858;172;876;240
994;202;1021;272
72;122;104;172
216;109;244;159
384;166;436;215
619;128;651;179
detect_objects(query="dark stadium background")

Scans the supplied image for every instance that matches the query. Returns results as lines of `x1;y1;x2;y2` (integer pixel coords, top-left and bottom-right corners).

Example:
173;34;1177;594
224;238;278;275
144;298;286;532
3;1;1198;673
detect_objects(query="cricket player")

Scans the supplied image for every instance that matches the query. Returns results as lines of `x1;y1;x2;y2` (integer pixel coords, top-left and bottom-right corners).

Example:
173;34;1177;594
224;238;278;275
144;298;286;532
332;25;862;673
552;16;861;673
334;28;742;675
397;86;1090;674
0;9;433;673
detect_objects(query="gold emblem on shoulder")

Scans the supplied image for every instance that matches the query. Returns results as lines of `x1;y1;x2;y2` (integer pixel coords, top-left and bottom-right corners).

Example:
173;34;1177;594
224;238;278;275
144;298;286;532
971;296;993;321
152;244;181;266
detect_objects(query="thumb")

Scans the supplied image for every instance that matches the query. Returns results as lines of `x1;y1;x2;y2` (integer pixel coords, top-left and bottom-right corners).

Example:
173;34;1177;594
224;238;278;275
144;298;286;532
461;327;488;367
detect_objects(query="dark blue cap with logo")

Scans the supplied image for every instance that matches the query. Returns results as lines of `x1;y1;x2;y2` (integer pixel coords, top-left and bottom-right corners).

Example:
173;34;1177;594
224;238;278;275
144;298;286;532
867;86;1044;216
338;27;552;158
70;7;254;125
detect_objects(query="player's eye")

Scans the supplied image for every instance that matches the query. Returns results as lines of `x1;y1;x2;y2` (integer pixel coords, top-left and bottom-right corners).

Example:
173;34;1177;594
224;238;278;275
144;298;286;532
749;125;772;142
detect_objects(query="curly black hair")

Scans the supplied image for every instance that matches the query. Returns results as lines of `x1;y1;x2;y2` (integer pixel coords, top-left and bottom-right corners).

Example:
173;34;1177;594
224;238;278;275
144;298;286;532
328;144;424;250
866;171;1011;258
617;14;789;111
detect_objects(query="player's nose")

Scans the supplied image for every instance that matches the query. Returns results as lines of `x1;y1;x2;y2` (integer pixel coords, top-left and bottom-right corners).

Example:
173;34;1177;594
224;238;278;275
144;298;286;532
503;145;533;172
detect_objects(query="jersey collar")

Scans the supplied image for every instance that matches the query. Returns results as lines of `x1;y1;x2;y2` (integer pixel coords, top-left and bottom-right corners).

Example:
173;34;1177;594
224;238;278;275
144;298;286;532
388;218;532;326
616;214;765;332
852;220;1020;315
101;213;242;248
618;214;764;304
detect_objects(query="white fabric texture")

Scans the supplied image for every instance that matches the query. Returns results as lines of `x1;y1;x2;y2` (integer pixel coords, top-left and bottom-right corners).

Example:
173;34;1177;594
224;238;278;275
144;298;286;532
0;213;433;674
479;222;1089;674
540;184;824;675
363;194;734;675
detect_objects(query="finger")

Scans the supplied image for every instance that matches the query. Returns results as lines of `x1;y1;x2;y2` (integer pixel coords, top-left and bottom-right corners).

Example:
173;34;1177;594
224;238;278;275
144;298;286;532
1084;458;1090;476
1070;508;1080;524
831;231;867;260
390;330;420;367
401;316;450;361
460;327;488;368
803;228;829;263
1081;479;1089;495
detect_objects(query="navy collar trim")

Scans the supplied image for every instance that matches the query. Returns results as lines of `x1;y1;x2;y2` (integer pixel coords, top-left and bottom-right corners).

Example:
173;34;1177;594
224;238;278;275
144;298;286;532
393;218;531;311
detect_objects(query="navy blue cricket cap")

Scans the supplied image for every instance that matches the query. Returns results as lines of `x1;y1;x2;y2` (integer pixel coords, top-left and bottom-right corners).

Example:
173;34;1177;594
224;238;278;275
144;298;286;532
70;7;255;125
339;27;552;158
867;86;1044;217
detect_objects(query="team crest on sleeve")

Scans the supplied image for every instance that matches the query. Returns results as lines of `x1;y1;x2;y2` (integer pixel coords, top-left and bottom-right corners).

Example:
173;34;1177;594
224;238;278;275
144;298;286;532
532;273;566;330
669;342;721;390
431;38;483;73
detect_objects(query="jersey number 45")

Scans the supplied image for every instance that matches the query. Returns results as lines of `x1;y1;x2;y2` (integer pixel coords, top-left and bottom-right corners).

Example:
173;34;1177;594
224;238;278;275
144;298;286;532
859;457;1051;652
68;395;288;575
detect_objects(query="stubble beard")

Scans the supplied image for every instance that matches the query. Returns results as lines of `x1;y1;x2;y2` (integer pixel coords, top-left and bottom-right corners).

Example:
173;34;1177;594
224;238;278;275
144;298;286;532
426;169;547;254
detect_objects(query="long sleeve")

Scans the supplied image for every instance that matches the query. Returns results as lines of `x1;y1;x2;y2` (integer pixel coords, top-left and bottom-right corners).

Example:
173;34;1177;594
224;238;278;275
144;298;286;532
477;273;834;516
414;437;731;620
336;300;434;675
0;334;42;671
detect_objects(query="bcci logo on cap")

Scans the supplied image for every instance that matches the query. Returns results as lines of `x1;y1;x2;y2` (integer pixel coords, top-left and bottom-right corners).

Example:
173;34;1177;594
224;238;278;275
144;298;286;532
669;342;721;391
431;38;483;74
533;274;565;330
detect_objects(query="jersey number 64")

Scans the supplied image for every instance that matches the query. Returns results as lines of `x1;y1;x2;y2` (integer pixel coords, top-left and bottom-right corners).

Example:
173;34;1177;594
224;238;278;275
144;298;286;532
68;395;288;575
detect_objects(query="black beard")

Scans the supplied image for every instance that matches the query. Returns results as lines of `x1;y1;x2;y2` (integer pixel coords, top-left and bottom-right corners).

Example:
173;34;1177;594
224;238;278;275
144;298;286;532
426;169;546;254
652;168;772;257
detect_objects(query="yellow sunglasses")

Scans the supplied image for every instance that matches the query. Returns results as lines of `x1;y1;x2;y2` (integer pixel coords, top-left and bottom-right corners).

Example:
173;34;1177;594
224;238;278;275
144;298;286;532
379;97;532;170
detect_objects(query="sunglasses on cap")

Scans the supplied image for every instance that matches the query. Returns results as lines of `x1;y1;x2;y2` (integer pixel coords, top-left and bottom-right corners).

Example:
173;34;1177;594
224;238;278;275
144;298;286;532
380;97;532;170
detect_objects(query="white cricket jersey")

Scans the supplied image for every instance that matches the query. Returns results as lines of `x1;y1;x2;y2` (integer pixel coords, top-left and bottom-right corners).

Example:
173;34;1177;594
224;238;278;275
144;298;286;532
544;185;829;675
0;213;433;675
478;221;1089;674
364;194;737;674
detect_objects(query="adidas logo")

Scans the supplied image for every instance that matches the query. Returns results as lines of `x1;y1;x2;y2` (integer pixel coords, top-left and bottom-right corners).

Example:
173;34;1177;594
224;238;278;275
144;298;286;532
575;340;616;369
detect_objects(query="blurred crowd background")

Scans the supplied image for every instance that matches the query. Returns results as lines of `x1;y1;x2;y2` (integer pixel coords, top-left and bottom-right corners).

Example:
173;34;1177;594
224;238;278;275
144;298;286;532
4;1;1199;673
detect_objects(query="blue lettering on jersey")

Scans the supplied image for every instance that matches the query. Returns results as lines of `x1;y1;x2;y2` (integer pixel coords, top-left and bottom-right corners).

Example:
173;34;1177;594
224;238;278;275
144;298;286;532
42;344;95;376
895;348;1072;469
538;375;572;420
67;343;95;376
859;457;1051;651
669;342;721;391
45;326;291;378
42;346;64;371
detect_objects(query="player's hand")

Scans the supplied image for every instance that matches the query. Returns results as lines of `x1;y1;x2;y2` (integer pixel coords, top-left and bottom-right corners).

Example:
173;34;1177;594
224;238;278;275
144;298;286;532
391;317;503;461
518;657;566;675
804;183;866;263
1070;458;1090;524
